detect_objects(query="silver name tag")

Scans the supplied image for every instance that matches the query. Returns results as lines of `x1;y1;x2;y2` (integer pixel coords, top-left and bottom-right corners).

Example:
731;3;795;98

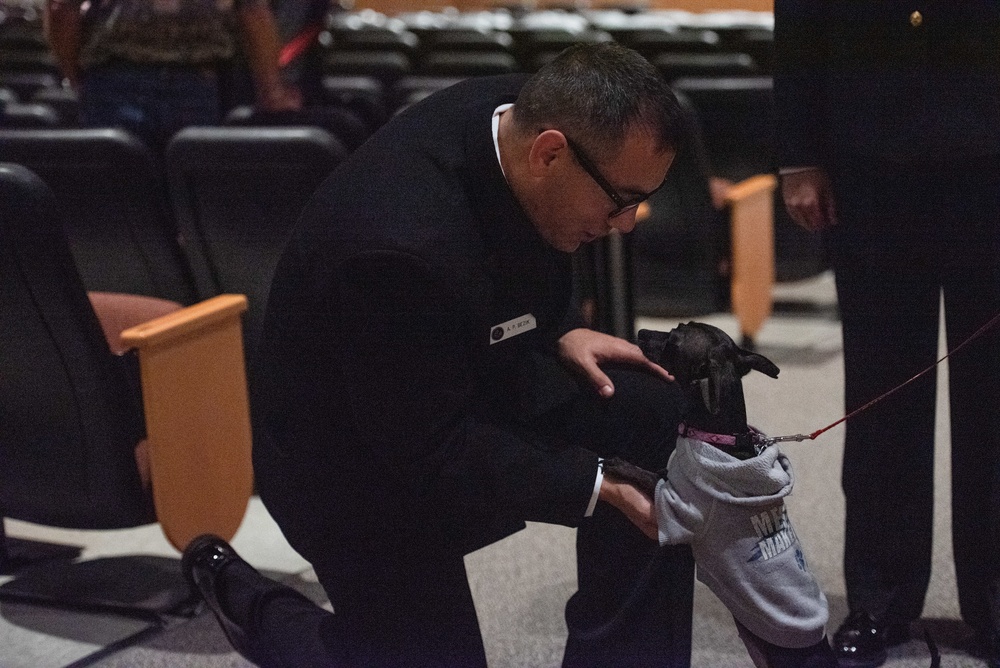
489;313;537;345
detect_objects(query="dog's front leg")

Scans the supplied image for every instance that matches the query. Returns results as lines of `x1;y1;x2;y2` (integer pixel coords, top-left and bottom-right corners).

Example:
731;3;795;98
602;457;659;497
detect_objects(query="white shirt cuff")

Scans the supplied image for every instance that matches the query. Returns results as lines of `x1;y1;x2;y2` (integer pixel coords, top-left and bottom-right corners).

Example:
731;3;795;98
584;458;604;517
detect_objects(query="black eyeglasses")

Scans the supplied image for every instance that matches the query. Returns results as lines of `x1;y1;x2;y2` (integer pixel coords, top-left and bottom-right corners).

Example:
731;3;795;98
563;135;657;219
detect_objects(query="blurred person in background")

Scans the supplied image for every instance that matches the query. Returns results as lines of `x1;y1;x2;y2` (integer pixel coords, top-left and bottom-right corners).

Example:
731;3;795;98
44;0;300;154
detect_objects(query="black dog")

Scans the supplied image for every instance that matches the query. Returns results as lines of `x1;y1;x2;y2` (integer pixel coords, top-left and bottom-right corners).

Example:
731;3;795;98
604;322;779;494
605;322;836;668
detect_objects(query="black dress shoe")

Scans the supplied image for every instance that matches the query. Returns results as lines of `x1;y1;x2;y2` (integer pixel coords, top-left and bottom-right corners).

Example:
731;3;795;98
832;611;910;668
182;534;255;659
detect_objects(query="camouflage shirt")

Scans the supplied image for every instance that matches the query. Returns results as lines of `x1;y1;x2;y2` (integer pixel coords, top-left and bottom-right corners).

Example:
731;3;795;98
64;0;268;67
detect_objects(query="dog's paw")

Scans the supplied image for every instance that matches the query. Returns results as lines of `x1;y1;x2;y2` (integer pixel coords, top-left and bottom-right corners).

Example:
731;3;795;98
603;457;659;497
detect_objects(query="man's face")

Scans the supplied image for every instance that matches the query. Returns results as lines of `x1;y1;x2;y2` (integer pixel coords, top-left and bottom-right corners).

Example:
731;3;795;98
531;129;675;253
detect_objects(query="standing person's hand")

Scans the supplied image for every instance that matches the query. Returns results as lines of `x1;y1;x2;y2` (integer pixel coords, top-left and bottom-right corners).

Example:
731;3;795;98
237;3;304;115
557;328;673;398
781;167;838;231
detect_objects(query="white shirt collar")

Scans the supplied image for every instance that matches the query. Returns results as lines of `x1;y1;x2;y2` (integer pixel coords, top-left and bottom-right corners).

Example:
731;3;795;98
492;103;513;179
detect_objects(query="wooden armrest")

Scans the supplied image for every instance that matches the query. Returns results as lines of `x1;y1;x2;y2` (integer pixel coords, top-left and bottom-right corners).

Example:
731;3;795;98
120;294;252;552
88;292;183;355
724;174;777;343
722;174;777;205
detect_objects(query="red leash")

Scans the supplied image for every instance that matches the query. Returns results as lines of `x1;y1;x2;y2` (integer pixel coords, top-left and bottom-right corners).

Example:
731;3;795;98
765;309;1000;445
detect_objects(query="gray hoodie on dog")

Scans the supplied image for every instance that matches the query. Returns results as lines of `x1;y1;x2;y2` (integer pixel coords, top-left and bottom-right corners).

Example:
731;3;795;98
655;436;828;648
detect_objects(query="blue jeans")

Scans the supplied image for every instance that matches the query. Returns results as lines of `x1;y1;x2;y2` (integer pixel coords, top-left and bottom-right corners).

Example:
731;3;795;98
80;62;221;156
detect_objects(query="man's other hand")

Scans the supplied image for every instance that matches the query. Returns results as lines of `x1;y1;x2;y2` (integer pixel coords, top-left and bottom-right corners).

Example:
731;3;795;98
599;477;657;540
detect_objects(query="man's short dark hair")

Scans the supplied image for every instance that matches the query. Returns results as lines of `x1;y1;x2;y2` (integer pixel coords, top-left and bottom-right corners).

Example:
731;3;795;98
512;42;683;159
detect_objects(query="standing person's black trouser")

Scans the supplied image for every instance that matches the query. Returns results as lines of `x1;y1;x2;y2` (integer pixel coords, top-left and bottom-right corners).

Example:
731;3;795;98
252;364;694;667
828;155;1000;634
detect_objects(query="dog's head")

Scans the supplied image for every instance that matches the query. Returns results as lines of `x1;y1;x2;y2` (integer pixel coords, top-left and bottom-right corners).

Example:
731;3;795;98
637;323;779;416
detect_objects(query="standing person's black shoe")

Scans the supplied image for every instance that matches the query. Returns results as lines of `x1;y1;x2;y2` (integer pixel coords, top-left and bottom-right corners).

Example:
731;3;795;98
182;534;256;660
832;610;910;667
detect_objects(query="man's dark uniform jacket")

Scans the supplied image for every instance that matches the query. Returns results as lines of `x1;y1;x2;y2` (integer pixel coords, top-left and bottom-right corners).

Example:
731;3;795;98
254;74;600;556
773;0;1000;638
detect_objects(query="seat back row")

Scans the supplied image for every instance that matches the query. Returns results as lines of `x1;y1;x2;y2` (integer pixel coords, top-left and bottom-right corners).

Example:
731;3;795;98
0;126;348;359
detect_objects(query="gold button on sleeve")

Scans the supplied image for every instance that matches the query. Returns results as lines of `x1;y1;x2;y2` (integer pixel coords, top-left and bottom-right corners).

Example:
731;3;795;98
910;10;923;27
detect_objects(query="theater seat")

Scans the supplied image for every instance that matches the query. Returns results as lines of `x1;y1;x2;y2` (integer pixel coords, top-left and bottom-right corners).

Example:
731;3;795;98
652;52;759;83
0;100;60;127
416;50;520;76
630;91;775;347
164;126;347;365
0;128;198;303
224;103;372;152
0;163;253;619
671;76;826;282
320;74;390;132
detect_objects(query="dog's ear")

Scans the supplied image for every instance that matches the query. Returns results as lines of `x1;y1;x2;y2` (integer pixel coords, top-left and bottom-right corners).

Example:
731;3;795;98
738;349;780;379
699;356;740;415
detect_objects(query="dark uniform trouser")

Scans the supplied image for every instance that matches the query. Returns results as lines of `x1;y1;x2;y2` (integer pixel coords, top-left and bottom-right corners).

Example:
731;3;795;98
557;366;694;668
829;155;1000;633
249;365;694;667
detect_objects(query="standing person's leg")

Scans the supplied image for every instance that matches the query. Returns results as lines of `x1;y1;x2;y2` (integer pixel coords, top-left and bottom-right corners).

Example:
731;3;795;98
156;66;222;154
946;274;1000;653
835;259;939;624
829;161;940;635
79;63;221;158
556;365;695;667
940;157;1000;655
78;63;158;147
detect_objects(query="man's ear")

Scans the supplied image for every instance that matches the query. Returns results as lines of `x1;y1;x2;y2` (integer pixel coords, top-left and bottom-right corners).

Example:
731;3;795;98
527;129;570;176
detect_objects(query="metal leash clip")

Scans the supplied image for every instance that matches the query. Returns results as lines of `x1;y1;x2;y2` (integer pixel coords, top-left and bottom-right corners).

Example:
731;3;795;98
760;433;812;447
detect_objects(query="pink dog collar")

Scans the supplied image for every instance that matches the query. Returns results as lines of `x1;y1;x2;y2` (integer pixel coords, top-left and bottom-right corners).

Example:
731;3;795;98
678;423;768;454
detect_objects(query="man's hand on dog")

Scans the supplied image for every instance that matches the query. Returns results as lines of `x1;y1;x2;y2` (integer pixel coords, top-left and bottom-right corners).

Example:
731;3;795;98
558;328;674;398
